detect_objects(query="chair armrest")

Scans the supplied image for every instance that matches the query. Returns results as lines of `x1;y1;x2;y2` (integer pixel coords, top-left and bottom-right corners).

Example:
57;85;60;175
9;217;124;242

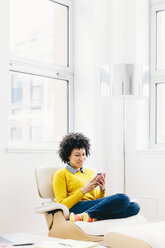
35;202;69;219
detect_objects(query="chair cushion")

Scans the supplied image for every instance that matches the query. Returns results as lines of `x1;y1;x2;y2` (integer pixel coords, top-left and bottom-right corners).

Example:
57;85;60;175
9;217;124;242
104;221;165;248
35;167;59;199
74;214;147;236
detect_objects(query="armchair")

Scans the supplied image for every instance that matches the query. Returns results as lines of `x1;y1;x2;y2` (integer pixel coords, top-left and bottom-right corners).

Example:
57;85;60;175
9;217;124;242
35;166;147;242
35;166;104;241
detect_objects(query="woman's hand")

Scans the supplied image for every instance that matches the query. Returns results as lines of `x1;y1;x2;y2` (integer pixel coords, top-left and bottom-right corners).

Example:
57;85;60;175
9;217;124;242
96;173;106;191
81;176;100;195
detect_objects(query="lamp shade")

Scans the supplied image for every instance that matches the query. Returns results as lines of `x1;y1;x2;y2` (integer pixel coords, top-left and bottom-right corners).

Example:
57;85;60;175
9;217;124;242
100;64;149;97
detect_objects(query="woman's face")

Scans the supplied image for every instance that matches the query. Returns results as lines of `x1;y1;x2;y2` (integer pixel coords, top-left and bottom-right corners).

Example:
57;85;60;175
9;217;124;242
68;148;86;170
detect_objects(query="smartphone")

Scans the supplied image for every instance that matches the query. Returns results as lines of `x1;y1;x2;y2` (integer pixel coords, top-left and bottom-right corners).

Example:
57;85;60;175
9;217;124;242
97;173;105;179
96;173;103;181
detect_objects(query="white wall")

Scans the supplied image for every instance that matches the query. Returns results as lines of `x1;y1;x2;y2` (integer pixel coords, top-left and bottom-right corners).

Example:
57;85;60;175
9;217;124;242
73;0;108;171
106;0;149;65
123;94;165;222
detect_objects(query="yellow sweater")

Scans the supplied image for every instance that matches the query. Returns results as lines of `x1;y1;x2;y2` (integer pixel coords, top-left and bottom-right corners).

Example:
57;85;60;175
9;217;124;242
52;168;105;209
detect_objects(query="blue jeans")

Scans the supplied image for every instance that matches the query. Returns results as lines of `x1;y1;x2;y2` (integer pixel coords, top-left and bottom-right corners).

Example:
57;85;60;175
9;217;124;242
70;193;140;220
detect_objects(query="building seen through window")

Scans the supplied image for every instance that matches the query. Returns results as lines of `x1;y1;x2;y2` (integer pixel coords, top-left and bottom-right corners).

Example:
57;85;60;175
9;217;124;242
9;72;68;143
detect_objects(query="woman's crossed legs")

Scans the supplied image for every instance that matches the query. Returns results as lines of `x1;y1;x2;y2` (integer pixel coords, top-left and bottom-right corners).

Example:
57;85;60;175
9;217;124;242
70;193;140;221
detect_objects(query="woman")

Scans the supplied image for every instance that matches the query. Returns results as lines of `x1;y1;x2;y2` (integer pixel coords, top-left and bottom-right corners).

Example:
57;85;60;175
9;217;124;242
52;133;140;222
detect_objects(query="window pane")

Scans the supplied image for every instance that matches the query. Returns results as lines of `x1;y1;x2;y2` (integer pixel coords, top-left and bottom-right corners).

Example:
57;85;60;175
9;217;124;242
156;83;165;143
157;10;165;70
10;0;68;66
31;83;43;102
11;75;23;103
9;72;68;143
11;128;22;141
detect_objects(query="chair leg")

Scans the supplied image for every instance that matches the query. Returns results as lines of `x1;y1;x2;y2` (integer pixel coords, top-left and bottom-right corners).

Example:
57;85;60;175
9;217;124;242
45;213;53;231
47;210;103;242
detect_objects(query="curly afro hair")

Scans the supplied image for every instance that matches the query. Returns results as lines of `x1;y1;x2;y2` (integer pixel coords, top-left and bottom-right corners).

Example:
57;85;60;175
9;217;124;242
58;133;90;163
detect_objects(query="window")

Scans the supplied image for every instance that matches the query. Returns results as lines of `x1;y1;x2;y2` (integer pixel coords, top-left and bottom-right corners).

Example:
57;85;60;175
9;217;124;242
150;1;165;145
156;83;165;143
9;0;73;149
156;10;165;70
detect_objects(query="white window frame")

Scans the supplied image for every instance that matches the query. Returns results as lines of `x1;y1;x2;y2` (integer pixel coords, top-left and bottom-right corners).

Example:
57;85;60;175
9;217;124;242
150;0;165;147
8;0;74;152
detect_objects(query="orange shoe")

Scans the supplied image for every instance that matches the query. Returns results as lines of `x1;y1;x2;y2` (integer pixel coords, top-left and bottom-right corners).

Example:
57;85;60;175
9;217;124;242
83;213;94;222
69;212;83;222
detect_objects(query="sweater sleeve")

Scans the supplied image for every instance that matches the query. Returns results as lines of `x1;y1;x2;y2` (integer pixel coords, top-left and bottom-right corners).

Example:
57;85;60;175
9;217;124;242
52;169;84;209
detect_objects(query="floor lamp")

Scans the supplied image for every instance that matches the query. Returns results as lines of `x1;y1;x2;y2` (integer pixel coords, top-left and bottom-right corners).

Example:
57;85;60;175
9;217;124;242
100;64;149;193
